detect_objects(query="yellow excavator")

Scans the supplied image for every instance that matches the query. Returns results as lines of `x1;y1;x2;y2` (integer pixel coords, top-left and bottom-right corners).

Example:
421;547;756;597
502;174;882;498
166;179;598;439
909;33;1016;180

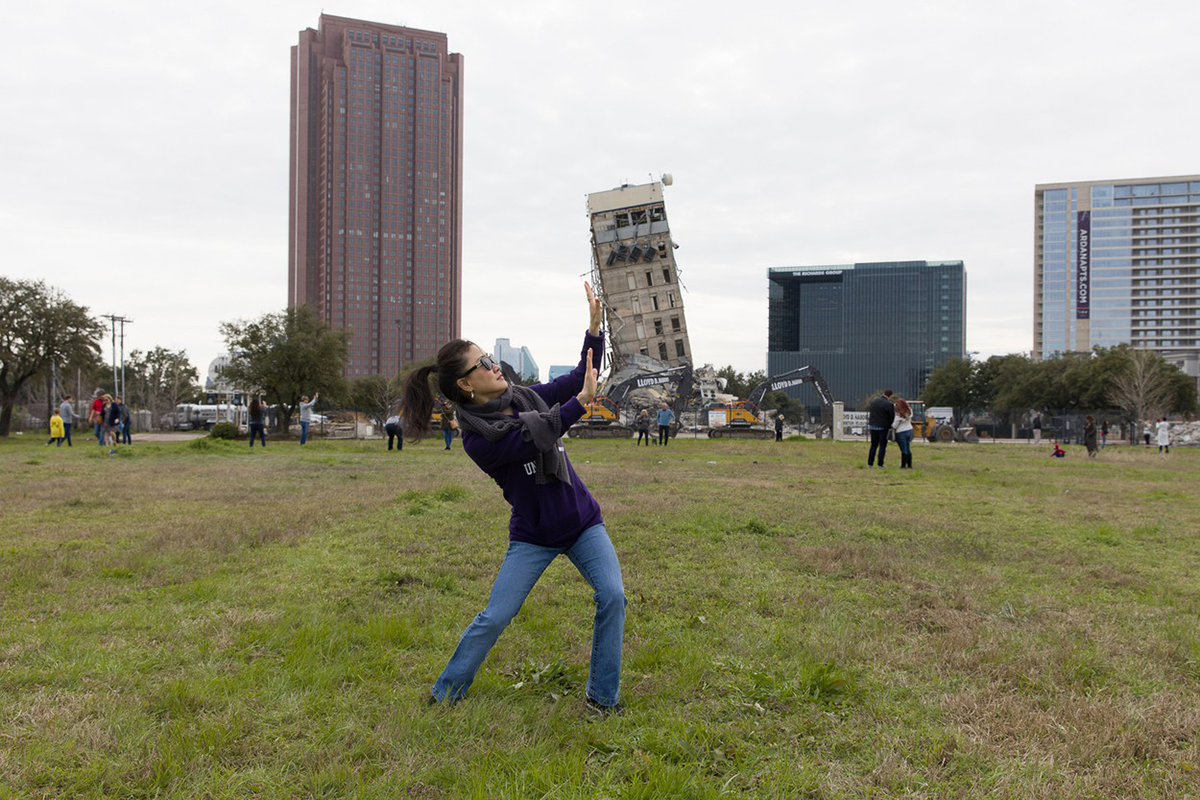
705;366;835;438
570;365;692;439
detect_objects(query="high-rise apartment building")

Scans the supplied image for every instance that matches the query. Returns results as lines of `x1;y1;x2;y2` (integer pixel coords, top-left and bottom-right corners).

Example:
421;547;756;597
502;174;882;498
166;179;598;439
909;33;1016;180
768;261;966;413
290;14;463;377
587;179;691;369
1034;175;1200;363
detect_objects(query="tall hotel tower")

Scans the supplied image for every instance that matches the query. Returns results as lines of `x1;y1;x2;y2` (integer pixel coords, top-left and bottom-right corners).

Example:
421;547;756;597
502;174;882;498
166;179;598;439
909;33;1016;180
290;15;463;377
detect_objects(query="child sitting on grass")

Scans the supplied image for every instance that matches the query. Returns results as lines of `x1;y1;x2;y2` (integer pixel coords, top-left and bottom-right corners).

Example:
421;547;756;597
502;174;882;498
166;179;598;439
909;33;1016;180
1050;442;1065;458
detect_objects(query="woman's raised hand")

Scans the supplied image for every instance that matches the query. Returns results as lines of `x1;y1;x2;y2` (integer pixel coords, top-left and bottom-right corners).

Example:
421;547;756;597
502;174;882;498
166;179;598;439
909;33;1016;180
585;281;602;336
578;348;598;405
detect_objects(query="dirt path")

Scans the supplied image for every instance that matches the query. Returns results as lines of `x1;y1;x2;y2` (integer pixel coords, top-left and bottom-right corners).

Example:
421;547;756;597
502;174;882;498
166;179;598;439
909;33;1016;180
129;432;207;443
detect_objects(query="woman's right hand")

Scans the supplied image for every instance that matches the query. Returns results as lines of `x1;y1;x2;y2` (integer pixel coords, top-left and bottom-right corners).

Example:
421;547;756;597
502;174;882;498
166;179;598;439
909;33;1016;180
577;348;598;405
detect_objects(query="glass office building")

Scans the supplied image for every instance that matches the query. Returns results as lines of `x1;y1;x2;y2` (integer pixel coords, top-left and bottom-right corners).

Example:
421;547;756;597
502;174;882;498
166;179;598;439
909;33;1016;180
768;261;966;413
1034;176;1200;361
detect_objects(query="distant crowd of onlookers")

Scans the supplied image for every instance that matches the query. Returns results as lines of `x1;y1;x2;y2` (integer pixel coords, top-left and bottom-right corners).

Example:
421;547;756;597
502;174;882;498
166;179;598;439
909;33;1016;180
46;389;131;453
41;386;1181;461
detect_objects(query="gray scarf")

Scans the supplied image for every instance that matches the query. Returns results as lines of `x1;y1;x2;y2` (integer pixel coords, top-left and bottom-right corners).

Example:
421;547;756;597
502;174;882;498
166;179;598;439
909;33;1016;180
455;386;572;486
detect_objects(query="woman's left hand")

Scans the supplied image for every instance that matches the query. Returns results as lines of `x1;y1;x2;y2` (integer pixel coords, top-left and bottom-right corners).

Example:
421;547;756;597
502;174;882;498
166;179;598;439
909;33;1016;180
585;281;602;336
577;348;598;405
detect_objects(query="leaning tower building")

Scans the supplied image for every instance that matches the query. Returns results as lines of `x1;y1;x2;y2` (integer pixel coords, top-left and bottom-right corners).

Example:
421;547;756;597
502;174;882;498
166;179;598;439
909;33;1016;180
586;178;692;371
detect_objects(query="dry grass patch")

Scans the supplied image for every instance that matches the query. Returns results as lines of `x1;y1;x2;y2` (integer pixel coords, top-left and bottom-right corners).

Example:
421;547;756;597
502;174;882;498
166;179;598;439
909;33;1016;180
2;436;1199;798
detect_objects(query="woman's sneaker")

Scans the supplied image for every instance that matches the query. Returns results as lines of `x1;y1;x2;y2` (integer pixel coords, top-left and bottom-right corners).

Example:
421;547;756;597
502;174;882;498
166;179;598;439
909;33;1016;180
585;696;624;716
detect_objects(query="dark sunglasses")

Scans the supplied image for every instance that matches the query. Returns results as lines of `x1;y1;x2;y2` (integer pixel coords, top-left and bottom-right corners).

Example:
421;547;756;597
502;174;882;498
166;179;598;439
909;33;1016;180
459;353;498;378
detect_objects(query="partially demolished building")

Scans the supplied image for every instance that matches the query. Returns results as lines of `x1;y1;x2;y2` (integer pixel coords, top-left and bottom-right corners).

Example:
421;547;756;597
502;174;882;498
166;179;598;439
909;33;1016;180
586;179;692;372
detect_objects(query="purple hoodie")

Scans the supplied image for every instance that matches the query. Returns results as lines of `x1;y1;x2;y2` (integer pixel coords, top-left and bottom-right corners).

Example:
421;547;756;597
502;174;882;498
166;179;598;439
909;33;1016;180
462;331;604;548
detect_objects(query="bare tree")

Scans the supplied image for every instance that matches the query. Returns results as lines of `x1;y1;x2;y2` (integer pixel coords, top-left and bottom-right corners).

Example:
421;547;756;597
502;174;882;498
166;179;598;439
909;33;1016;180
126;347;201;429
349;374;403;431
1107;348;1172;423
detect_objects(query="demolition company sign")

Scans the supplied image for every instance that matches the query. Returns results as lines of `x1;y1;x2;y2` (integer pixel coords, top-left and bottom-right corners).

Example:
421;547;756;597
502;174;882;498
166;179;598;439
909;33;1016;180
1076;211;1090;320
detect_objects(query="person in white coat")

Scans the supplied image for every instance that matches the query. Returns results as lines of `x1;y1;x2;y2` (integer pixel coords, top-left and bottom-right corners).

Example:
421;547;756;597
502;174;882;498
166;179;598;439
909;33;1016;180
1156;417;1171;454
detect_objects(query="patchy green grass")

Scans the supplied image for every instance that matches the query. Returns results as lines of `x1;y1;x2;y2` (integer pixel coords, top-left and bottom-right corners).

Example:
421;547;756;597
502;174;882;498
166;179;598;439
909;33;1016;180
1;433;1198;798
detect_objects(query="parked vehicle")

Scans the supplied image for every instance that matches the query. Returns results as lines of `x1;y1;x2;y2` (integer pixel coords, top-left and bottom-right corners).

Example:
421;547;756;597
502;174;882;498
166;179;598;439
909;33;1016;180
170;404;235;431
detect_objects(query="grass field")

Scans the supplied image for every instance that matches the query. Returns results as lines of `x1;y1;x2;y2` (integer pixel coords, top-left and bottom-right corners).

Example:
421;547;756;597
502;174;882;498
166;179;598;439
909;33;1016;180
1;431;1198;799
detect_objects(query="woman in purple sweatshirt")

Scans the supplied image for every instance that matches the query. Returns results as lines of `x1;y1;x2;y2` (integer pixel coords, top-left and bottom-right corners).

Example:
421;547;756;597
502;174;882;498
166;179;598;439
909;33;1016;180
402;282;626;713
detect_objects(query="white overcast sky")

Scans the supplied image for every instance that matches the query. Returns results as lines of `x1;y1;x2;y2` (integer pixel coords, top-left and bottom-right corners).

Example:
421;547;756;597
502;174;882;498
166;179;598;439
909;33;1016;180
3;1;1198;381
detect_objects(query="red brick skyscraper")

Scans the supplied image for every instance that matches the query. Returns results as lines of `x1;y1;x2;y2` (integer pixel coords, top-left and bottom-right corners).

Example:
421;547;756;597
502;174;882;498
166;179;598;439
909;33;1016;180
290;14;463;377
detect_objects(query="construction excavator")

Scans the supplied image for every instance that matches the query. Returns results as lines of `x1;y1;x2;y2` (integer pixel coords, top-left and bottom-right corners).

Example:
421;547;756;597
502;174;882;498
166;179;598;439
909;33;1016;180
704;366;835;439
568;365;692;439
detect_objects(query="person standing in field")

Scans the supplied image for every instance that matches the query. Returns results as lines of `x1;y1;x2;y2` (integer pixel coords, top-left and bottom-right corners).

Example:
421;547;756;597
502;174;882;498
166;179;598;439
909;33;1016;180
384;407;403;451
108;396;127;449
1156;417;1171;453
656;401;674;446
89;389;105;444
774;413;784;442
47;408;65;447
59;395;76;446
1100;418;1109;449
403;281;626;714
248;397;267;447
1083;414;1098;458
892;396;915;469
635;407;650;446
100;395;118;453
867;390;895;468
298;392;319;445
1032;413;1042;445
439;401;458;450
119;399;132;445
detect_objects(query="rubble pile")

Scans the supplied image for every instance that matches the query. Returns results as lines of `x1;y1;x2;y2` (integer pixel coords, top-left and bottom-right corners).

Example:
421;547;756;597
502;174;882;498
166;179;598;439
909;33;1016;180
1169;420;1200;446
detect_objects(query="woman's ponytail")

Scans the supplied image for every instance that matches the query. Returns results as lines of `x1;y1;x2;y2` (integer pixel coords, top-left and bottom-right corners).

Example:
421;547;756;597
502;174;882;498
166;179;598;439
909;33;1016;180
402;365;438;441
402;338;476;442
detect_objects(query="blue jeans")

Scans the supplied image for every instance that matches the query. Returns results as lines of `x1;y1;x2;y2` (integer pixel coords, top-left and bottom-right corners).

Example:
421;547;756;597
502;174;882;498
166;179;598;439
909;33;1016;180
432;523;627;706
895;429;913;457
63;423;72;446
299;420;309;444
443;429;453;449
94;422;104;445
867;427;888;465
249;423;266;447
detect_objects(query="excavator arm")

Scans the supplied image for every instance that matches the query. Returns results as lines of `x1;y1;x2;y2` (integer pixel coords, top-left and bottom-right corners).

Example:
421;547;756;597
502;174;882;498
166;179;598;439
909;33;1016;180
605;365;691;405
746;366;834;411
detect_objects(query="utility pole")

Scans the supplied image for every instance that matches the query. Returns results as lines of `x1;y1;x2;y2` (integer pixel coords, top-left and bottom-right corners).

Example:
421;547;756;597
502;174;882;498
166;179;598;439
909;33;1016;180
104;315;117;394
100;314;133;397
119;318;128;401
48;361;58;421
